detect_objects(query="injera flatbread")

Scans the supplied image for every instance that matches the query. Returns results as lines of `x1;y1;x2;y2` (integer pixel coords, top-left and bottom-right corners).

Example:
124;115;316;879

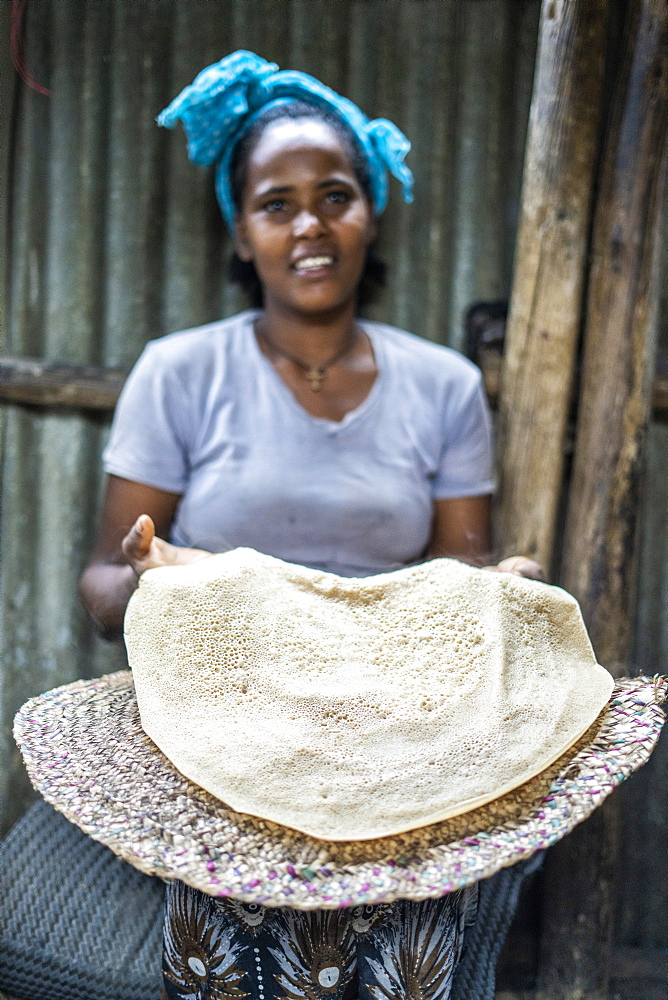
125;549;613;841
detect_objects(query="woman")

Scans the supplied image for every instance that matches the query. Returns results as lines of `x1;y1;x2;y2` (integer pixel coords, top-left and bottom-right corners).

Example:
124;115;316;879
80;52;541;1000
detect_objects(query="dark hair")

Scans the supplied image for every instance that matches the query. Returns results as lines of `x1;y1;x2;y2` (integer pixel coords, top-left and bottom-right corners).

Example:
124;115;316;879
464;300;508;361
228;101;386;308
464;300;508;329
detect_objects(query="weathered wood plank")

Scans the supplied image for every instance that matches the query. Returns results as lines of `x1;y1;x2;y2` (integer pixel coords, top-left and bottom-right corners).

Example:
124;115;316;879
537;802;621;1000
2;352;667;417
650;373;668;415
537;2;668;999
0;357;127;409
561;0;668;672
496;0;610;573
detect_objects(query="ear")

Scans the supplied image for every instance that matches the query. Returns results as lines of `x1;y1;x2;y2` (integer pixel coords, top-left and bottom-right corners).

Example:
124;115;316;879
234;217;253;262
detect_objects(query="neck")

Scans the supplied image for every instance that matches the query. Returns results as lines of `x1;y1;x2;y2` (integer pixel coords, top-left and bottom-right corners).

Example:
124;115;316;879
259;297;358;363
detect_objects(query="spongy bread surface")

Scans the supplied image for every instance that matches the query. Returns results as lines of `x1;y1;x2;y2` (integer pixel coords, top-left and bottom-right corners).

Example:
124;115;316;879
125;549;613;841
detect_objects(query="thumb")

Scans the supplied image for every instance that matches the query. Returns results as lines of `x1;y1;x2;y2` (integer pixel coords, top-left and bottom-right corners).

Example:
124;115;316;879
122;514;155;563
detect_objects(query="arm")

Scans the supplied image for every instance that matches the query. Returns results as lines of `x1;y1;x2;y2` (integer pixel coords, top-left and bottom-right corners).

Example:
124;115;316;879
79;474;211;640
428;496;545;580
428;495;493;563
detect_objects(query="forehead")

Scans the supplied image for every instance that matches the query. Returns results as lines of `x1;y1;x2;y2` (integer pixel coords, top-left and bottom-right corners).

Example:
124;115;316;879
245;118;358;185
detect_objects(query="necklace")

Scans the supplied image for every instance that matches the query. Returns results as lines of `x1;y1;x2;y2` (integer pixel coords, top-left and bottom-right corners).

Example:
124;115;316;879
256;325;359;392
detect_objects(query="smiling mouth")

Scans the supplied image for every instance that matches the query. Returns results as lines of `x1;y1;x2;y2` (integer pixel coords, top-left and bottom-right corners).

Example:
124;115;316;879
293;255;335;272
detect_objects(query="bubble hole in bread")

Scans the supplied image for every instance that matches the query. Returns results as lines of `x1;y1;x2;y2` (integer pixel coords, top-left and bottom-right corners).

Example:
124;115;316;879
124;548;613;841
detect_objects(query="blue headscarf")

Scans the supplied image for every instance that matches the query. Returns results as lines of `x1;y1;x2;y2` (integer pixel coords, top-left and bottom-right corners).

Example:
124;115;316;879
157;50;414;232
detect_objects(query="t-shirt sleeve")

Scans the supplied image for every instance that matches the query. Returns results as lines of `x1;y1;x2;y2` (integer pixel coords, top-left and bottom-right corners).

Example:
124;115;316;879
431;369;496;499
102;342;192;493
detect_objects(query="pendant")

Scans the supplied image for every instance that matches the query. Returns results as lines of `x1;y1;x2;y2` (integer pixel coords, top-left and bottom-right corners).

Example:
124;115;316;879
305;367;326;392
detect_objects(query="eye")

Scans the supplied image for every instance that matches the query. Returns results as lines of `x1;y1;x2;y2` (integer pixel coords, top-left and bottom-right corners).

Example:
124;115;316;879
326;190;349;205
263;198;287;214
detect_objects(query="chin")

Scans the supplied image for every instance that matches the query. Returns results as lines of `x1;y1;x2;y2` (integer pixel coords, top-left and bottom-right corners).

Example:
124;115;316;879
271;290;359;319
298;299;357;320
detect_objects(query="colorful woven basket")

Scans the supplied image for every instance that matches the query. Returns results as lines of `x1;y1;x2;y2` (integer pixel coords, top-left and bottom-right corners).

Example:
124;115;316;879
14;671;666;911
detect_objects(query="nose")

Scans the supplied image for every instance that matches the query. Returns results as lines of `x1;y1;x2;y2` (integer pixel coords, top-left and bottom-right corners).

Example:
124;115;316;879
293;207;326;239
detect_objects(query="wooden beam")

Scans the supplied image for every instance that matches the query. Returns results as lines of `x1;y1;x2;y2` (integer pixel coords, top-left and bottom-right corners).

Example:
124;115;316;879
537;2;668;999
2;352;667;419
537;800;621;1000
650;372;668;416
0;357;127;410
561;0;668;672
496;0;610;573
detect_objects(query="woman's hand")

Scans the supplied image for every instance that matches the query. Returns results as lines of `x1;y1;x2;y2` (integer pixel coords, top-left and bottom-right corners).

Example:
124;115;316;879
426;499;547;583
122;514;212;578
79;475;211;640
484;555;546;581
428;499;545;580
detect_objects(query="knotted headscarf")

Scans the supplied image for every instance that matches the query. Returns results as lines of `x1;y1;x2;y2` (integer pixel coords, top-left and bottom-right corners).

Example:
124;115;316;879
157;50;414;232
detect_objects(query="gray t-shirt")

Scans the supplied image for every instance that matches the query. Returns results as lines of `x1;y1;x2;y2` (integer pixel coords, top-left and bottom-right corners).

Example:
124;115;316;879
103;310;494;576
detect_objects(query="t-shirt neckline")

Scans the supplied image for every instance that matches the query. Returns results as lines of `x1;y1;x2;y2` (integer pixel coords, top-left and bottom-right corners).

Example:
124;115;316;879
245;311;384;431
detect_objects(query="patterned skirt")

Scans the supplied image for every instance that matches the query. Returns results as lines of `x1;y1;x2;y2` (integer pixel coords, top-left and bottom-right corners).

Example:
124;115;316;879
162;881;479;1000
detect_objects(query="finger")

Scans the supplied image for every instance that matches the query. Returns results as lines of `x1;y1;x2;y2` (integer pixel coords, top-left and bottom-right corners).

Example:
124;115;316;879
135;513;156;544
518;560;546;582
497;556;546;581
121;514;155;562
496;556;524;574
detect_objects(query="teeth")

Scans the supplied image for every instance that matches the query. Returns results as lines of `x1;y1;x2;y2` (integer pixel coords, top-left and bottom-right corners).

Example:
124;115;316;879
294;256;333;271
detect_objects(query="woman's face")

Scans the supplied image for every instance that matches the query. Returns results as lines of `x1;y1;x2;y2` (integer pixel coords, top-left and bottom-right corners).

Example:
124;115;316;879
235;118;376;319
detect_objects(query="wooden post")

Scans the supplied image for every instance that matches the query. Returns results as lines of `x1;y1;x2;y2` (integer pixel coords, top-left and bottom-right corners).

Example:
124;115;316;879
497;0;610;575
560;0;668;673
537;2;668;998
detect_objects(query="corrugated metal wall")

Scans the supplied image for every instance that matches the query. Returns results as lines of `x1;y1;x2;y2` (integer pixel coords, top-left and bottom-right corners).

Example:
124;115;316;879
0;0;665;964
